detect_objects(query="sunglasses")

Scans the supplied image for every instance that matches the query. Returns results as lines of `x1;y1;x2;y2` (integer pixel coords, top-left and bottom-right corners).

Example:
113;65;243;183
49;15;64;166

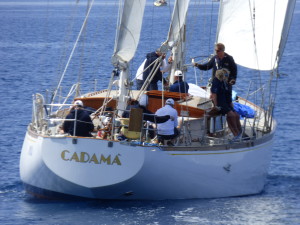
215;49;222;53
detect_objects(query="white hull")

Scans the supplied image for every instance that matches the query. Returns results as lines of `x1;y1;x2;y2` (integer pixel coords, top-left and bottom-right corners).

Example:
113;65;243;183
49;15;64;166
20;128;274;200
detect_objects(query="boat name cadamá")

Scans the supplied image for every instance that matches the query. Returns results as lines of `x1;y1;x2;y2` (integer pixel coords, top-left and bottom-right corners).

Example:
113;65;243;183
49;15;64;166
61;150;122;165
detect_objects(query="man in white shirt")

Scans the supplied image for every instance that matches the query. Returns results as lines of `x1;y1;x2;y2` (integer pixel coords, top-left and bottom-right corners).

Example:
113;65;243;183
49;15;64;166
155;98;178;145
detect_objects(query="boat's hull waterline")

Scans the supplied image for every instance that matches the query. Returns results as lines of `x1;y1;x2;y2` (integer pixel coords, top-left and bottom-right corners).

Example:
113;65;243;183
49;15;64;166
20;129;274;200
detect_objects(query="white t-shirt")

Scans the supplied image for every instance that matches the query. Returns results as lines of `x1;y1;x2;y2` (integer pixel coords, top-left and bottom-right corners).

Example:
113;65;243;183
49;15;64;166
135;59;146;80
155;105;178;135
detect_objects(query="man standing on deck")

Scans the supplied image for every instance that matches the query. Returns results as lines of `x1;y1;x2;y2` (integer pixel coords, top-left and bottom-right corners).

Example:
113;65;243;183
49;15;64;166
193;43;237;86
143;48;169;91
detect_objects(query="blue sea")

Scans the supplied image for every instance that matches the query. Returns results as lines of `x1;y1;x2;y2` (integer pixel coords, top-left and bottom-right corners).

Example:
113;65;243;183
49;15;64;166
1;0;300;224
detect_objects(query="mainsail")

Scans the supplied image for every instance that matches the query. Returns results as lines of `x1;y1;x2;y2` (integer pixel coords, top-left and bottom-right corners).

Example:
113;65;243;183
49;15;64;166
216;0;296;71
165;0;190;81
166;0;190;47
112;0;146;68
111;0;146;115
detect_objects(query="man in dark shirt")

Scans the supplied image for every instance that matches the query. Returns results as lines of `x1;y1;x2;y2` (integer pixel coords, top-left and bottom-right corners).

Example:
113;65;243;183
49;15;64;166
63;100;94;137
143;49;168;90
193;43;237;85
169;70;189;93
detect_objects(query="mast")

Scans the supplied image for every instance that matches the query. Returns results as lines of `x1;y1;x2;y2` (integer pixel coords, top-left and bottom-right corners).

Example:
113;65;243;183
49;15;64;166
111;0;146;116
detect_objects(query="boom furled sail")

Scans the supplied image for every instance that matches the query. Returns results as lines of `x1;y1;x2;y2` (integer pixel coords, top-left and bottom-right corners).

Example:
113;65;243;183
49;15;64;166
216;0;296;71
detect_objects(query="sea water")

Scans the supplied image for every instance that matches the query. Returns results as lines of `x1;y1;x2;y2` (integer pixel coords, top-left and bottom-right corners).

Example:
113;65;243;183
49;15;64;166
0;1;300;224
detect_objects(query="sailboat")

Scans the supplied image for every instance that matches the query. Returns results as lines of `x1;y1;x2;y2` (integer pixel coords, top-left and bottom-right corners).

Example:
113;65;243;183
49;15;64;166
20;0;296;200
154;0;167;7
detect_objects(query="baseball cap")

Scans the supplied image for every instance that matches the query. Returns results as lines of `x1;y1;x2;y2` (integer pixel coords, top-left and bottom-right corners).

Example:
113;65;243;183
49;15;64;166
74;100;83;107
166;98;175;106
174;70;183;76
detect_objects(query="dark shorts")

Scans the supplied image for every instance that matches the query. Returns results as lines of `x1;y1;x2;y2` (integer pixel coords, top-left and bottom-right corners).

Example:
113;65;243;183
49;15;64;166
220;104;234;115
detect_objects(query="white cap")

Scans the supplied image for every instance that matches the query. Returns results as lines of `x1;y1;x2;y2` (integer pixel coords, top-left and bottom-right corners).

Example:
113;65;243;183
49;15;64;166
74;100;83;107
174;70;183;77
165;98;175;106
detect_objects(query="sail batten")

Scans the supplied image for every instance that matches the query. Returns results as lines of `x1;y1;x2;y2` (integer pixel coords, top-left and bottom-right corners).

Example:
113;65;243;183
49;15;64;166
217;0;296;71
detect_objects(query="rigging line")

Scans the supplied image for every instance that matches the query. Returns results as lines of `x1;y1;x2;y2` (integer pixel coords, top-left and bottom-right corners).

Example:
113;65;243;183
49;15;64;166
207;0;217;84
113;0;123;54
168;0;173;19
93;0;119;92
186;0;201;85
131;56;160;83
193;0;215;86
57;83;79;111
76;0;92;97
247;0;262;108
137;57;162;99
149;1;155;54
51;0;96;105
161;76;165;107
270;0;277;71
54;1;81;87
37;0;51;86
140;59;161;92
208;0;214;50
266;1;279;117
94;72;116;117
83;0;101;94
237;82;266;97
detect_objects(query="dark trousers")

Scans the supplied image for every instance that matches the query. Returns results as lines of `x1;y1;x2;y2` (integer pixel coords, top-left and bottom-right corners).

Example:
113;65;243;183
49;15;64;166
148;82;158;91
136;79;144;90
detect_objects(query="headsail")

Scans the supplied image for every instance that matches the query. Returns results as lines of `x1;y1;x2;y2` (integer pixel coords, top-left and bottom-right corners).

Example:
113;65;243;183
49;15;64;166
216;0;296;71
112;0;146;69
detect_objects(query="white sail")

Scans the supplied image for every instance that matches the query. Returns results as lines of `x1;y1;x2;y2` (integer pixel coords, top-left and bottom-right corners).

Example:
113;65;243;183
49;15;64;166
216;0;296;71
165;0;190;83
166;0;190;47
112;0;146;68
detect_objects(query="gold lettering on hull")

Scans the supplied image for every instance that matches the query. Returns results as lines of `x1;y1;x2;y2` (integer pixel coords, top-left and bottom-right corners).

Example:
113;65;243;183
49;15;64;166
61;150;121;165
